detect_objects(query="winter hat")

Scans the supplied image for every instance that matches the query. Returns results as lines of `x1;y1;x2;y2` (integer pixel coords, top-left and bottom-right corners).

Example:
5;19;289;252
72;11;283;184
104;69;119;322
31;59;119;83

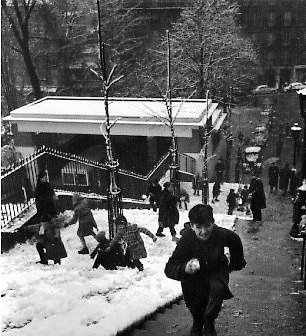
115;215;128;227
72;193;83;207
188;204;214;227
96;230;106;242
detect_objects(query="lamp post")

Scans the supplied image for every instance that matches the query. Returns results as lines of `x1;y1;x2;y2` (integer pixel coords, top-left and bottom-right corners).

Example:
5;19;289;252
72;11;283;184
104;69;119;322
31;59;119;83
291;122;302;167
299;90;306;179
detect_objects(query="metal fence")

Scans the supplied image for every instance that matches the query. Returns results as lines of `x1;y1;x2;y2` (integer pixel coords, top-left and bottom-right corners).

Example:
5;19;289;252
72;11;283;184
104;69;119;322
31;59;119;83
1;146;173;227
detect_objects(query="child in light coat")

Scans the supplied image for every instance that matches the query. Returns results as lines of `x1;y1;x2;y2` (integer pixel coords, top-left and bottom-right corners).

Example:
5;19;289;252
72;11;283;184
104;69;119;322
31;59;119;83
66;193;98;254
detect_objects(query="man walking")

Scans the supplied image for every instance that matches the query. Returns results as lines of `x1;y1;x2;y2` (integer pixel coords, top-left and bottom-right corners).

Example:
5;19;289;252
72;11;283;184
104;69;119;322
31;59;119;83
268;162;279;193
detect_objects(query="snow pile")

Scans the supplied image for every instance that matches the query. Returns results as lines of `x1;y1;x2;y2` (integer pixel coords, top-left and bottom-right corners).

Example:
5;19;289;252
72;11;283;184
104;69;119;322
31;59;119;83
1;182;249;336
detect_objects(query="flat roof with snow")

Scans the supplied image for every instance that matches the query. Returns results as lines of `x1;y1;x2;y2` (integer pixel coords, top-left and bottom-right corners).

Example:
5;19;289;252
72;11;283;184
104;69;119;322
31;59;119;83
4;96;224;138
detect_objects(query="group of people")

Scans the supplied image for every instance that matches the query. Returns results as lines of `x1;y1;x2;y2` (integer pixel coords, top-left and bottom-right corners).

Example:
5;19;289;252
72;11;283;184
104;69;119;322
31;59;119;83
31;170;158;270
268;162;300;196
29;170;248;336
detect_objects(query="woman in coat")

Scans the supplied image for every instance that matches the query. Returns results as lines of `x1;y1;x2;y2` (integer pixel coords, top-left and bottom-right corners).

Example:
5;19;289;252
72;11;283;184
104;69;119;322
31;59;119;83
35;171;58;221
156;182;179;242
250;178;266;222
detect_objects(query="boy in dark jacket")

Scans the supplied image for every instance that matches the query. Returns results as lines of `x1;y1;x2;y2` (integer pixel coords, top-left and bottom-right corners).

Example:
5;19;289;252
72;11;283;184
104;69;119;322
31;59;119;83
226;189;237;215
90;231;127;270
212;182;221;203
165;204;246;336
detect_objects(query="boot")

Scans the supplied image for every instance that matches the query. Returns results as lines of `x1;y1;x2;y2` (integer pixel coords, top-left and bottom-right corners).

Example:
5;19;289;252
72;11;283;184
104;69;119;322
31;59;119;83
172;235;179;243
78;247;89;254
156;227;165;237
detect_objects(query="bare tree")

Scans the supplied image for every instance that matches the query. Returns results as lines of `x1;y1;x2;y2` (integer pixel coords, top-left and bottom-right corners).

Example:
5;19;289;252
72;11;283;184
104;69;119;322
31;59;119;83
139;0;258;101
1;0;42;99
90;0;124;239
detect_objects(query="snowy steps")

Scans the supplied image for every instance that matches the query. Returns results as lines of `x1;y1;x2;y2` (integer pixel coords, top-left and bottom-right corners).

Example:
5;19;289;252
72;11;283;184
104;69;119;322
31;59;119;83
124;297;191;336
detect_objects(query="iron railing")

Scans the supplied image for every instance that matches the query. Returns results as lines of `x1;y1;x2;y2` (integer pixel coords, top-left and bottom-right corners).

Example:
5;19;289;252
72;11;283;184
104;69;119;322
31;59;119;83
1;146;173;228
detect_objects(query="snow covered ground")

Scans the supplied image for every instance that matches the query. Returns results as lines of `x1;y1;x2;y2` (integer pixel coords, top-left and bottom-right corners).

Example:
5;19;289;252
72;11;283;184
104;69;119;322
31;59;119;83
1;182;252;336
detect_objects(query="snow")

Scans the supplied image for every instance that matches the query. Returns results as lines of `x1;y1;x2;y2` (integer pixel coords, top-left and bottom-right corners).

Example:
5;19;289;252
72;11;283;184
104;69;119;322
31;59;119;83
1;182;251;336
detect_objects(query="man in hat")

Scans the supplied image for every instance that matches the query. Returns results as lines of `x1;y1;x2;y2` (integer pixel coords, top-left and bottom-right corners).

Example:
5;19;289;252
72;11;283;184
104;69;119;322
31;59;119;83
165;204;246;336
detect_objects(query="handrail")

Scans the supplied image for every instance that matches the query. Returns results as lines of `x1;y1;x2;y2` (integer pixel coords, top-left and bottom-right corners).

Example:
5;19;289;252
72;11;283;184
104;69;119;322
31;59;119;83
1;146;173;182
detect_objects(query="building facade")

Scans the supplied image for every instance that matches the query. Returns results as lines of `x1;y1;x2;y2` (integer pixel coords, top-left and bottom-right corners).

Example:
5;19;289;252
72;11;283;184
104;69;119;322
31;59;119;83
238;0;306;87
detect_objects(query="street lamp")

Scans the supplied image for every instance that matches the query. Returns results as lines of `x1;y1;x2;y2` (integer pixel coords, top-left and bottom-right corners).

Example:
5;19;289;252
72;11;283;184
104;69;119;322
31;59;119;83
291;123;302;167
298;90;306;179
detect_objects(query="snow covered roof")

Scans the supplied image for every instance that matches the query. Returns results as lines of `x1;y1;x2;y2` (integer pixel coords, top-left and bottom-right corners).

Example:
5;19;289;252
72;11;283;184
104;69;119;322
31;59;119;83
4;96;223;138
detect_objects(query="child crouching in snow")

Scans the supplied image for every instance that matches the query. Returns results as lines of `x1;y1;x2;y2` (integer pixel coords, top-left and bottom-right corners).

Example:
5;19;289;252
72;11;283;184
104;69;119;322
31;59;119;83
25;214;67;265
90;231;133;270
105;215;157;271
66;193;98;254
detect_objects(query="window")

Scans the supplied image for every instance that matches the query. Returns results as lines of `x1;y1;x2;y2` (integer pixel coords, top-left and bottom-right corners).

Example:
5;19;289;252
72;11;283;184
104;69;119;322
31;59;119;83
268;12;276;27
61;165;89;186
282;31;290;46
283;11;292;26
267;33;275;46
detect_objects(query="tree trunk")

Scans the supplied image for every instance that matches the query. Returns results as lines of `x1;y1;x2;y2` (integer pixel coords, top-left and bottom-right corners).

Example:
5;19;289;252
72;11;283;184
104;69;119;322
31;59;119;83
22;44;42;100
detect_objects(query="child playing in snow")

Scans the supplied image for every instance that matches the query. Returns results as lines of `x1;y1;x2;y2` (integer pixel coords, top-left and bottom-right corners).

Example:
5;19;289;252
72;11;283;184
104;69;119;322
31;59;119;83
105;215;157;271
90;231;132;269
226;189;237;215
66;193;98;254
179;187;190;210
212;181;221;203
240;185;250;214
26;214;67;265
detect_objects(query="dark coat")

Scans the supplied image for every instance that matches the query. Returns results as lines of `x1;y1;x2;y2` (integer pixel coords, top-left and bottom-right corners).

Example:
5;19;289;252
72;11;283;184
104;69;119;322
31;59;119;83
268;166;279;187
192;175;202;190
35;181;57;219
147;183;162;200
279;166;291;190
165;226;246;305
110;224;155;260
27;220;67;261
68;199;98;237
158;189;179;227
226;192;237;207
250;189;266;209
212;182;221;198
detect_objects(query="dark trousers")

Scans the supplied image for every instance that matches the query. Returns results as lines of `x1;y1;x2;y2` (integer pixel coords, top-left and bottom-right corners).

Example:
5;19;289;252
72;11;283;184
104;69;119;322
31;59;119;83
228;205;235;215
157;224;176;236
183;278;225;331
179;200;188;210
193;189;200;195
36;242;60;264
251;206;262;221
